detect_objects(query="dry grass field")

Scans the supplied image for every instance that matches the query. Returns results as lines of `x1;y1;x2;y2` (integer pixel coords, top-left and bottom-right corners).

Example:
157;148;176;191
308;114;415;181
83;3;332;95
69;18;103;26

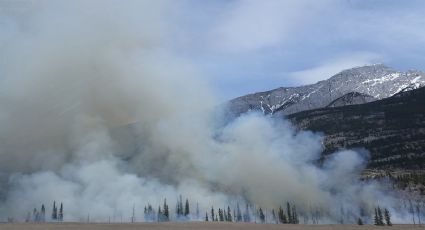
0;222;422;230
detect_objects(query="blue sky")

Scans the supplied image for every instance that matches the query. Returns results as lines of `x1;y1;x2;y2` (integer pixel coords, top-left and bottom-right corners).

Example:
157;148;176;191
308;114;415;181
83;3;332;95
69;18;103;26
165;0;425;100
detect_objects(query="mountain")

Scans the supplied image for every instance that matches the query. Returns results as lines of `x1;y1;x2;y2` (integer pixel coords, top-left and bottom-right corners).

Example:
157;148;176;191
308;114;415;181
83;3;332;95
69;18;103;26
287;86;425;170
228;64;425;116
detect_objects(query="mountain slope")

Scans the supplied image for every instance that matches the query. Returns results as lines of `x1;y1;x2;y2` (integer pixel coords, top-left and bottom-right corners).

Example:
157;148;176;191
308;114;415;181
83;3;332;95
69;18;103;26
287;86;425;169
228;64;425;116
326;92;375;108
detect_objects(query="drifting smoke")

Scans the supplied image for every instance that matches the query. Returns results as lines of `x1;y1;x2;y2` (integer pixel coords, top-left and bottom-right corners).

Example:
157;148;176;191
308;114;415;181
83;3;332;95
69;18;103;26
0;0;410;223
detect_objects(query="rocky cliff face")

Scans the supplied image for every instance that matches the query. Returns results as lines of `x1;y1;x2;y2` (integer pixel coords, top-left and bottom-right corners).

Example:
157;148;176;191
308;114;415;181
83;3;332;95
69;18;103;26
228;64;425;116
287;86;425;170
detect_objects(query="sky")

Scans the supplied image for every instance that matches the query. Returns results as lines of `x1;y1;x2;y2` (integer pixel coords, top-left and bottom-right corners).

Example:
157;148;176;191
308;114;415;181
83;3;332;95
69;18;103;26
171;0;425;99
1;0;425;100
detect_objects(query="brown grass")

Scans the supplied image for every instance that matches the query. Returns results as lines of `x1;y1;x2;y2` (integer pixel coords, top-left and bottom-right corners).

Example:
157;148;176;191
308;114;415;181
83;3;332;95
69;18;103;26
0;222;422;230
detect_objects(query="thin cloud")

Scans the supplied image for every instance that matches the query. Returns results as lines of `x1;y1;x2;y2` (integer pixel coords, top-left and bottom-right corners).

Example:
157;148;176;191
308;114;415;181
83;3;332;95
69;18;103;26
288;52;383;85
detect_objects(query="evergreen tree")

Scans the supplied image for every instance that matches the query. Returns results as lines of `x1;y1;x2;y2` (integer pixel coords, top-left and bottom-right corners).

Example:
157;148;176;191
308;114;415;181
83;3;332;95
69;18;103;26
292;205;299;224
218;208;224;221
357;218;363;225
179;195;183;216
377;206;384;226
144;204;155;221
52;201;57;220
224;209;227;221
374;208;379;225
144;206;147;221
59;203;63;221
211;207;215;222
33;208;38;222
176;195;184;217
196;202;200;220
184;199;190;217
158;206;162;222
163;199;169;221
258;208;265;223
278;206;288;224
272;209;277;224
384;208;392;226
205;212;209;221
278;206;284;223
236;203;242;222
286;202;292;224
41;204;46;222
227;206;232;222
243;203;251;222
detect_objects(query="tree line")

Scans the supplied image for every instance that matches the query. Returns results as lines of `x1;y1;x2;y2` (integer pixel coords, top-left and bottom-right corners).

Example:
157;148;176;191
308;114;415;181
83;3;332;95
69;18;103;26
25;201;64;222
20;195;417;225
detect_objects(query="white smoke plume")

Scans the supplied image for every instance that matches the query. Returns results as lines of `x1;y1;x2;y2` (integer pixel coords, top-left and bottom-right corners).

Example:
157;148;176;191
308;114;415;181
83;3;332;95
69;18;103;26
0;0;412;223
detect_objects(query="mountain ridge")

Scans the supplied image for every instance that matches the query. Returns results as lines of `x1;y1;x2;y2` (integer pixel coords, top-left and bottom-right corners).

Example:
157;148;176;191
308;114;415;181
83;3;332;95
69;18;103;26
228;64;425;116
287;86;425;170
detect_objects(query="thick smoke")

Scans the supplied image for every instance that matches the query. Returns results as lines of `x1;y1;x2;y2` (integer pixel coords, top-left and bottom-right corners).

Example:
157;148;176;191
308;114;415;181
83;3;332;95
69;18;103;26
0;0;410;223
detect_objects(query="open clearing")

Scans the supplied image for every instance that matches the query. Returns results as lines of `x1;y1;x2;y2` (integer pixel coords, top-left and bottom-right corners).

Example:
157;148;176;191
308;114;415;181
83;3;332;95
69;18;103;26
0;222;422;230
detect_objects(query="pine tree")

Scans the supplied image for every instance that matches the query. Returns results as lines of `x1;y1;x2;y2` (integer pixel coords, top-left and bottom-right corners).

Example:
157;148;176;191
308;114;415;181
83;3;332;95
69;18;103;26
176;195;184;217
163;199;169;221
377;206;384;226
52;201;57;220
272;209;277;224
286;202;292;224
384;208;392;226
196;203;200;220
258;208;265;223
211;207;215;222
218;208;224;221
184;199;190;217
292;205;299;224
205;212;209;221
357;217;363;225
158;206;162;222
227;206;232;222
243;203;250;222
278;206;284;223
374;208;379;225
179;195;183;217
59;203;63;221
33;208;38;222
41;204;46;222
236;203;242;222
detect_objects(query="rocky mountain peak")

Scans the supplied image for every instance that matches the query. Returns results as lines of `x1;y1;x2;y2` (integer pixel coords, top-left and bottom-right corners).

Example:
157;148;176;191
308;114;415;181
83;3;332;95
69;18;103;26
227;64;425;117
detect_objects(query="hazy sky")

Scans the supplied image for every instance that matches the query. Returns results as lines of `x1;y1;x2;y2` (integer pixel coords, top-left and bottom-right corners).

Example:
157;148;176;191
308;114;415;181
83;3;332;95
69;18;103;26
1;0;425;100
171;0;425;99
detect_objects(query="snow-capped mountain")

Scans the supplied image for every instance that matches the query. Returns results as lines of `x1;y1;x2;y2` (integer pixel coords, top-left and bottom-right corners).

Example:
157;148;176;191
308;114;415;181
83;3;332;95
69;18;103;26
228;64;425;116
